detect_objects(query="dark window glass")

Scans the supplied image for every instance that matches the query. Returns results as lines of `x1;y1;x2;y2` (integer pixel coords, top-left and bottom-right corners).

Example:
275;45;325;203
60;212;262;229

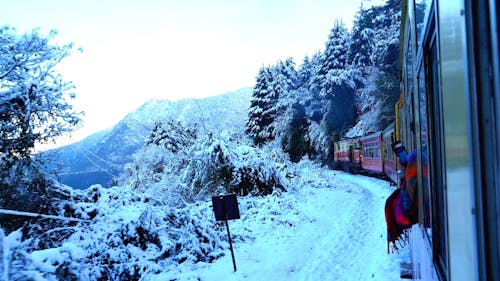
418;65;432;239
423;31;448;276
406;31;416;149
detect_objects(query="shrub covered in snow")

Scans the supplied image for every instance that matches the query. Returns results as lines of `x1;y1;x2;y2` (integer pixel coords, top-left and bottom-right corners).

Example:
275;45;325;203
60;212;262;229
123;125;287;204
182;134;287;199
2;184;229;280
0;159;73;233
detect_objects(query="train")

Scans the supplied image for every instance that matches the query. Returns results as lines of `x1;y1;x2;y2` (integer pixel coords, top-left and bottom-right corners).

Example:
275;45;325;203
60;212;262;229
333;122;398;184
334;0;500;280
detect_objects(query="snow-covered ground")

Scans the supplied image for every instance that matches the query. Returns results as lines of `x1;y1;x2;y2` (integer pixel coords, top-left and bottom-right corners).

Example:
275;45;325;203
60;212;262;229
145;167;408;281
2;162;408;281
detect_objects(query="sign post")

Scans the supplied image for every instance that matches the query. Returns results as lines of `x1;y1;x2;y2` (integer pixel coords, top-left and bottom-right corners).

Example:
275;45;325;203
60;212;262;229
211;194;240;272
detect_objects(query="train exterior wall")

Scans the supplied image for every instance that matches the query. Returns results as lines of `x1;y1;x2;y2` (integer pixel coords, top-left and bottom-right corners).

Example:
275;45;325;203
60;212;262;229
333;138;361;172
410;225;440;280
384;158;397;184
383;123;398;184
361;133;383;174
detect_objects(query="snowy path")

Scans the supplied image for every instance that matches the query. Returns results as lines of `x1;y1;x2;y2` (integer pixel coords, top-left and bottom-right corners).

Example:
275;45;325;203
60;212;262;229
154;170;407;281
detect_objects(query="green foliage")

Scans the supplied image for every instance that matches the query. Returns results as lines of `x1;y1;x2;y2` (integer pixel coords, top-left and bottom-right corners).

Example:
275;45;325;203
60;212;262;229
282;103;310;162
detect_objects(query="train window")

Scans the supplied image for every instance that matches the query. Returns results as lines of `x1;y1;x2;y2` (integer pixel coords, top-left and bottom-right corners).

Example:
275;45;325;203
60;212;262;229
415;0;433;48
421;21;448;276
405;30;416;149
417;66;432;239
417;67;432;234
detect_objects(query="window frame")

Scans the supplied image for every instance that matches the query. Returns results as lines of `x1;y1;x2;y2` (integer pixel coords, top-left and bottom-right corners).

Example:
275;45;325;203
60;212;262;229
414;1;449;278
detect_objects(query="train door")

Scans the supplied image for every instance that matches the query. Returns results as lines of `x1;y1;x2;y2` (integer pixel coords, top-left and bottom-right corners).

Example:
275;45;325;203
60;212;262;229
348;144;354;162
465;0;500;280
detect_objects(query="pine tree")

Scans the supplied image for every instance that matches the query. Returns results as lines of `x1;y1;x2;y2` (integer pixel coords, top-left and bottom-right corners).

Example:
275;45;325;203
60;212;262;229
350;5;375;69
298;55;312;87
282;103;310;162
323;21;350;70
303;52;326;123
369;0;401;127
319;20;358;136
281;57;298;91
246;66;277;145
147;120;197;153
273;58;297;117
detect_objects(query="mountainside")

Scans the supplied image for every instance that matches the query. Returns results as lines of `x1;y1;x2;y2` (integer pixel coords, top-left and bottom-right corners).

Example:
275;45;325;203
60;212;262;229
42;87;252;189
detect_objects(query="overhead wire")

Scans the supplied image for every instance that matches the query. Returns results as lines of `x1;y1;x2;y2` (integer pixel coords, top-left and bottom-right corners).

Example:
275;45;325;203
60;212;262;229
0;208;90;223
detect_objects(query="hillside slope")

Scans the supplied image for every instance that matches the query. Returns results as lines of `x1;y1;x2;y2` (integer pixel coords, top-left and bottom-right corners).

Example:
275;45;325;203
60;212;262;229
42;88;252;188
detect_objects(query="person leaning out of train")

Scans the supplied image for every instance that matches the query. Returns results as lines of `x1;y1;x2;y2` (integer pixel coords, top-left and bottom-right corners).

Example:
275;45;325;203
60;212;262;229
391;140;418;226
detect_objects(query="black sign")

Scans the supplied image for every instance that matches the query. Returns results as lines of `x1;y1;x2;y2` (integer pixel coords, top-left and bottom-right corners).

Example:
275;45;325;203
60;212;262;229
211;193;240;271
212;194;240;221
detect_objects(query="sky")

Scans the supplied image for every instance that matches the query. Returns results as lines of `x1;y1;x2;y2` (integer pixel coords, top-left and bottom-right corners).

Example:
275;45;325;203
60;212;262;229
0;0;383;146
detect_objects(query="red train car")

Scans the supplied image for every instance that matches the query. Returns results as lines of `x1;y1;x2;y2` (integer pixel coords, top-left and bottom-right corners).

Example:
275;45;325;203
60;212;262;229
333;137;361;172
333;122;398;185
360;132;383;174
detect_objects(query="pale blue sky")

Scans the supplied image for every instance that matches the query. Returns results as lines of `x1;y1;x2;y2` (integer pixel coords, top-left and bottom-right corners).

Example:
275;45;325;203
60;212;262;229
1;0;382;145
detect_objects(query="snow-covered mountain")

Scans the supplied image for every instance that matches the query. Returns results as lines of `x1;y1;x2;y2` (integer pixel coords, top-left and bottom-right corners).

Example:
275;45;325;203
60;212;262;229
42;87;252;189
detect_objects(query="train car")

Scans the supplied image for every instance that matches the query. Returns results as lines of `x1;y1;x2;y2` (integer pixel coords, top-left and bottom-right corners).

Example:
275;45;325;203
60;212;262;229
360;132;383;174
398;0;500;280
382;123;398;184
333;137;361;172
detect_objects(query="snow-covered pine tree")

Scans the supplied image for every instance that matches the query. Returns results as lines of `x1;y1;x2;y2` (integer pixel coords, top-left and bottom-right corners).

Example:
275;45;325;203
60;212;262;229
271;58;299;137
319;20;358;137
297;55;312;87
324;21;350;69
369;0;401;128
282;102;310;162
349;5;375;69
280;57;298;92
302;52;327;123
246;66;278;145
147;119;197;154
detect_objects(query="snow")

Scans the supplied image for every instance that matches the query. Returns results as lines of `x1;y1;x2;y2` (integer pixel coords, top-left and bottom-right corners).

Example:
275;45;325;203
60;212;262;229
179;170;408;281
2;160;409;280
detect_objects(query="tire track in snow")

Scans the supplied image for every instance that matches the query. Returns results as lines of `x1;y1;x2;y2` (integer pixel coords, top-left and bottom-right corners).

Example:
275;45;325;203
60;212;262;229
295;171;402;281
